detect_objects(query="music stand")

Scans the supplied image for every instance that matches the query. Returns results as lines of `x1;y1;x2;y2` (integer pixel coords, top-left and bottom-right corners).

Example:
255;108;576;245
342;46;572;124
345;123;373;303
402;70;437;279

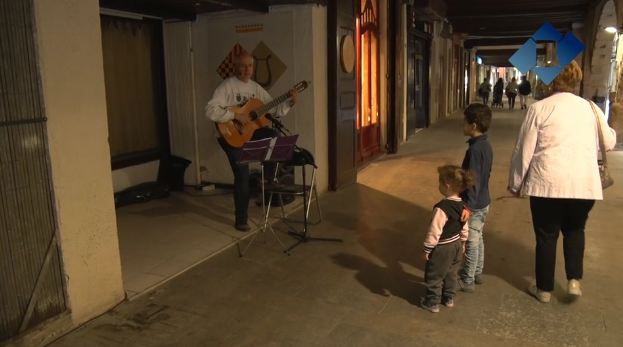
236;135;299;256
265;117;343;253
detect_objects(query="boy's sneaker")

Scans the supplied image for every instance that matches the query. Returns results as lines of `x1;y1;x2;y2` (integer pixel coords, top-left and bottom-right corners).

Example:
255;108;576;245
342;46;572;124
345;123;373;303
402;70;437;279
459;279;475;293
568;279;582;296
527;284;551;303
475;275;484;285
420;299;440;313
442;297;454;308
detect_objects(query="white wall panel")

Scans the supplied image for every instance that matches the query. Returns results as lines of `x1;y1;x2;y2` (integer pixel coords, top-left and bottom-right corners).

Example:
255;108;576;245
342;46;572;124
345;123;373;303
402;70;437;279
163;21;200;185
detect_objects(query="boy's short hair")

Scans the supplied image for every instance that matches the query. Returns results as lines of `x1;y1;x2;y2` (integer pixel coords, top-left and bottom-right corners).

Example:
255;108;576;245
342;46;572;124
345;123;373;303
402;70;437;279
464;103;492;133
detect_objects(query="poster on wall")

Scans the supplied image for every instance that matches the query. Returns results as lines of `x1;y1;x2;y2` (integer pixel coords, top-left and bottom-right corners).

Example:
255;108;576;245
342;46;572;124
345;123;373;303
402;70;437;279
252;41;286;90
216;42;248;80
216;41;287;90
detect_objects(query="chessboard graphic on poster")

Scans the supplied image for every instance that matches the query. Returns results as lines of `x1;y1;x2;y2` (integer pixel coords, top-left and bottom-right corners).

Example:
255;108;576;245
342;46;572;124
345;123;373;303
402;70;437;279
216;43;248;80
216;42;287;91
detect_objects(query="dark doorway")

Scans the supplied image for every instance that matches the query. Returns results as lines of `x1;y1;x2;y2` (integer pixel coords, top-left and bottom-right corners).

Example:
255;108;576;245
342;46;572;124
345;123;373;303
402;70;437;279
407;32;430;135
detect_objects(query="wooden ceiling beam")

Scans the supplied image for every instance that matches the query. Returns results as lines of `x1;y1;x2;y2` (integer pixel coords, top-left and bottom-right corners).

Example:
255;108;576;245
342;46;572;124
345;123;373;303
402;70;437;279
465;37;531;48
269;0;327;5
445;0;589;42
476;48;546;56
447;4;587;17
203;0;269;12
448;8;584;19
455;22;572;37
100;0;197;19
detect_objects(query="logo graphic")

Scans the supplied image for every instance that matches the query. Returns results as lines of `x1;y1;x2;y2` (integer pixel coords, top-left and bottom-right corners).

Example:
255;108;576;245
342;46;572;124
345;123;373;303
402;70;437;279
509;22;585;84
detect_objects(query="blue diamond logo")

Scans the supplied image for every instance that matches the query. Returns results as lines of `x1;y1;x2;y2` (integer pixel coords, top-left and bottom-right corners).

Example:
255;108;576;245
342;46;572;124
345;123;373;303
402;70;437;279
509;22;585;84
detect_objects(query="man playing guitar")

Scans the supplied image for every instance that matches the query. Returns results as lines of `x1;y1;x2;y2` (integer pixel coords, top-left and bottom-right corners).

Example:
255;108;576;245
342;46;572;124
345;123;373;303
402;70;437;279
205;52;298;231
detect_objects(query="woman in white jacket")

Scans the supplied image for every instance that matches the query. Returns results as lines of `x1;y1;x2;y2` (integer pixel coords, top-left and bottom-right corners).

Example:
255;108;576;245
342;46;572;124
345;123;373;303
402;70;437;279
508;61;616;303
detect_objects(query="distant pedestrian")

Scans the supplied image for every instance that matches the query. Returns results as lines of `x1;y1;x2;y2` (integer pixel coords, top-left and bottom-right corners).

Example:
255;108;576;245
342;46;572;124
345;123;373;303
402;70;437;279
518;75;531;109
478;78;492;105
421;165;472;313
492;78;504;109
506;77;518;110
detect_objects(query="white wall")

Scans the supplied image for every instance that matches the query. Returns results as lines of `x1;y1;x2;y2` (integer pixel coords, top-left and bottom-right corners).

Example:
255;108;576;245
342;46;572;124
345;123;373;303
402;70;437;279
163;22;202;186
428;22;454;125
170;4;329;191
309;6;329;192
35;0;125;328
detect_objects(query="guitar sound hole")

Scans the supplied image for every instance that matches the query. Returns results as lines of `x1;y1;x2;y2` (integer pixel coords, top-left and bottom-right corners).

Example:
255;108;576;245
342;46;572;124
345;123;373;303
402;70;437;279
232;119;243;131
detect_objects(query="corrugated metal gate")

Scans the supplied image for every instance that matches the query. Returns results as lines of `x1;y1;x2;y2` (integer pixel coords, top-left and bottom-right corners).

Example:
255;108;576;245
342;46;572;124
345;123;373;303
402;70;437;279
0;0;67;342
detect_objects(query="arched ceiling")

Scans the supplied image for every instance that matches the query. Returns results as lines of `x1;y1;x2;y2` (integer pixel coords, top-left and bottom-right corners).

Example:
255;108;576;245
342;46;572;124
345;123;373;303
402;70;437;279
445;0;593;67
99;0;326;20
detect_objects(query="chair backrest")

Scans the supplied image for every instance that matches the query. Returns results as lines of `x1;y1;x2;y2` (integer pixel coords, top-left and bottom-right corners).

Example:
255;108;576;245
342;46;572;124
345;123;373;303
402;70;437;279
287;147;316;167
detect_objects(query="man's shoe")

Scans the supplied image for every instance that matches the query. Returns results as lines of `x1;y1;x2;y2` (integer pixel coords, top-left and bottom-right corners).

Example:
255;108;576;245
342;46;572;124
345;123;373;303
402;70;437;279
528;284;551;303
234;223;251;232
568;279;582;296
475;275;484;285
442;297;454;308
420;299;440;313
459;279;475;293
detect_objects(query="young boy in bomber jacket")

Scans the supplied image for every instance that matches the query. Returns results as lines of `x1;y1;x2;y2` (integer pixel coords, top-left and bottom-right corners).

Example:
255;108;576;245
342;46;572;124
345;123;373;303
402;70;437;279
421;165;473;313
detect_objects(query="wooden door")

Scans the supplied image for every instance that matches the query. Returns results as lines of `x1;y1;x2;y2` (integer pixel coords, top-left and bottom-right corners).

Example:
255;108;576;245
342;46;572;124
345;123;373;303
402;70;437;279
357;0;381;163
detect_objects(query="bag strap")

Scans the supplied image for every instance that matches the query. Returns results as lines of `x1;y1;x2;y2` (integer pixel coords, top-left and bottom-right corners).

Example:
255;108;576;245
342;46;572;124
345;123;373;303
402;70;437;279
588;100;608;166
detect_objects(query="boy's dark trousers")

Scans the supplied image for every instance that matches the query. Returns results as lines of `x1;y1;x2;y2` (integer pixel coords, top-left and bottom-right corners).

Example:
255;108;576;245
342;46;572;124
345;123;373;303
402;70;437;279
424;241;462;304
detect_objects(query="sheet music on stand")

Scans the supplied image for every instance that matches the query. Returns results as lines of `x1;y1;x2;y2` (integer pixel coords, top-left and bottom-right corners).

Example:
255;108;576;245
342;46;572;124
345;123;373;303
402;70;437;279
236;135;299;163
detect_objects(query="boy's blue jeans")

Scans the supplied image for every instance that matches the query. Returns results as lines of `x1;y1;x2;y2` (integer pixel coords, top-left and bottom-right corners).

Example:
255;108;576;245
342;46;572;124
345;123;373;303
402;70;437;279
460;205;490;284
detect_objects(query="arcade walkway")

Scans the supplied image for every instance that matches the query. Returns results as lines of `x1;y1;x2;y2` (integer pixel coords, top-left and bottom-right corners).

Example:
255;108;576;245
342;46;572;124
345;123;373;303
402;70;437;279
49;105;623;346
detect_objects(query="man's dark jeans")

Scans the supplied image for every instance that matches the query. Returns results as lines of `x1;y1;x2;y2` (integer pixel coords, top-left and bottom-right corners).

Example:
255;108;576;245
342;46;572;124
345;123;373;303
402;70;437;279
218;127;277;225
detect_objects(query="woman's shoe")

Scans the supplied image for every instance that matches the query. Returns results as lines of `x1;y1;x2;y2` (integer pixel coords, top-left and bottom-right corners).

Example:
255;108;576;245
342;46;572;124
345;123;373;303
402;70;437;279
528;284;551;303
568;279;582;296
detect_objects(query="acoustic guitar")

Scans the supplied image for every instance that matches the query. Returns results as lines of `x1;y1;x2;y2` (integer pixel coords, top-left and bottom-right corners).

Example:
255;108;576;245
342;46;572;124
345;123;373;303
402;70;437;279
216;80;310;148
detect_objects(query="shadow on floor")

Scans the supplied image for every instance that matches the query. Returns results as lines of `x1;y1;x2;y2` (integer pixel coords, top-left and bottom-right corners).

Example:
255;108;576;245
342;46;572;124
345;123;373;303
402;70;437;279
326;184;432;305
325;183;544;304
483;228;533;292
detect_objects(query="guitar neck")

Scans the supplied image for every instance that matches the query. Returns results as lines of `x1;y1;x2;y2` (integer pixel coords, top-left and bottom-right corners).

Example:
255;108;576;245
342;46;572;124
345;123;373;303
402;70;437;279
256;92;290;115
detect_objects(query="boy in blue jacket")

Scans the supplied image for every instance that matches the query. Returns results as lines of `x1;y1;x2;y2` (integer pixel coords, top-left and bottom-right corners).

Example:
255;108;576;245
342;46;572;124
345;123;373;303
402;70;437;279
459;103;493;293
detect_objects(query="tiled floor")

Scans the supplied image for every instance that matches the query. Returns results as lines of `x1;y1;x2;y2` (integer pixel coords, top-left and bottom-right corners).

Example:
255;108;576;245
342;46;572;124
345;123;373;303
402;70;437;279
116;188;303;298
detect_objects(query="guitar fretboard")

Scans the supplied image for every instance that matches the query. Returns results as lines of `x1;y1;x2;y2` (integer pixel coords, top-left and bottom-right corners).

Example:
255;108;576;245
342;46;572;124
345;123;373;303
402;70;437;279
256;92;291;115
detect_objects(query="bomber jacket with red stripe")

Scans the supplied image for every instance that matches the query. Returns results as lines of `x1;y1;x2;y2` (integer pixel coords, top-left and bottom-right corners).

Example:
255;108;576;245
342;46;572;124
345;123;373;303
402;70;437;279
423;197;469;254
